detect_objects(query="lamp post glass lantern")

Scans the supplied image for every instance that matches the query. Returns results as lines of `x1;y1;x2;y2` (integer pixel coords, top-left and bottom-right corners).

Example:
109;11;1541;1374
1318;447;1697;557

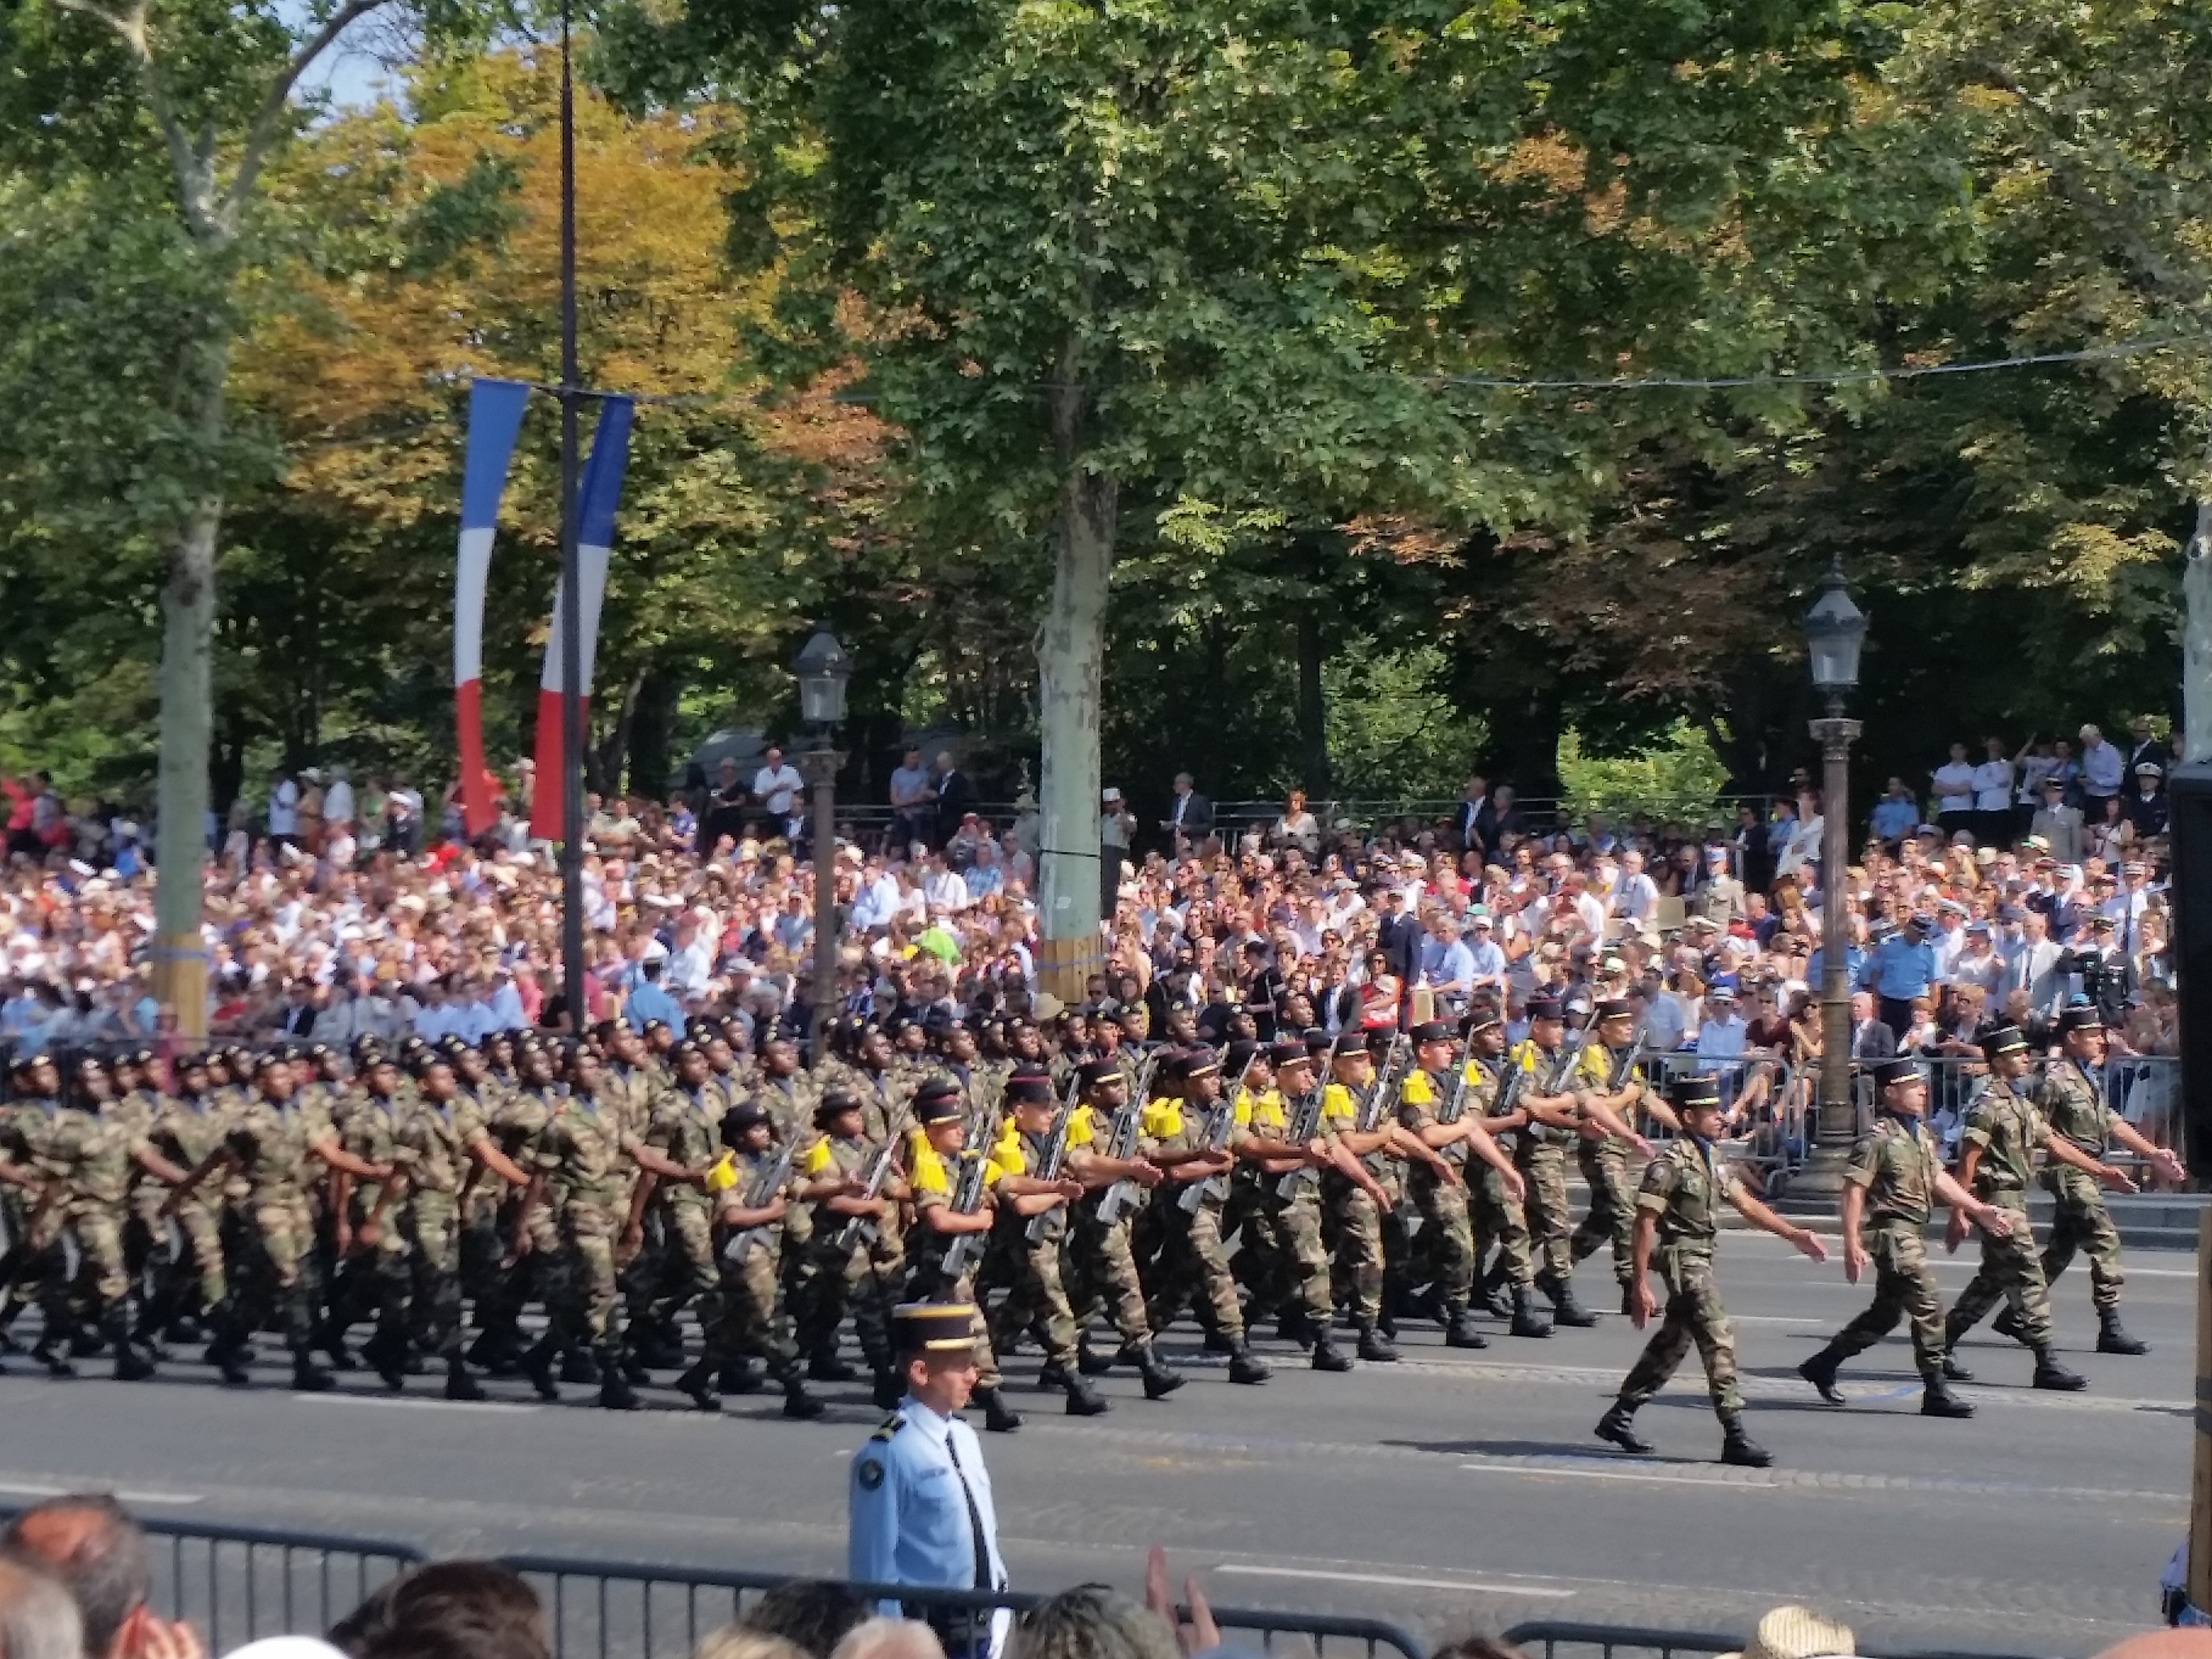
796;626;851;730
1803;560;1866;1189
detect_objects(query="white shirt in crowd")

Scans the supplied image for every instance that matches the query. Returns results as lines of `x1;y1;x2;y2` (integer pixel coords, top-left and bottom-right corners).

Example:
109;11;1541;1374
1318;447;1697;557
323;777;355;825
1970;760;2013;812
268;779;299;836
1932;760;1974;814
753;762;804;820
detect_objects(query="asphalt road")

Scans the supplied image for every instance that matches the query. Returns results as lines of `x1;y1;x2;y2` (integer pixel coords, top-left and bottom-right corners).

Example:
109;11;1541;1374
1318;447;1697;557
0;1234;2191;1658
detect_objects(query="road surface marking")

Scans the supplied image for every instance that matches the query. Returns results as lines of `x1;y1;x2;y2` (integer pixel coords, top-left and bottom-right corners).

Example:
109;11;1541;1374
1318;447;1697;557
0;1481;202;1505
291;1395;543;1414
1215;1564;1576;1597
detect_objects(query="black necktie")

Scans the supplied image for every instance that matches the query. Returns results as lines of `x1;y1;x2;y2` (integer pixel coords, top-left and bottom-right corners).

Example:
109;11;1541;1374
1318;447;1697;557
944;1432;993;1588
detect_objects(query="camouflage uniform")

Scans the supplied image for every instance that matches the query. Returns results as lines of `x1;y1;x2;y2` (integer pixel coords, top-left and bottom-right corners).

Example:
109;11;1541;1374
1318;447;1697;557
1397;1067;1475;1318
1066;1099;1158;1356
1318;1080;1387;1329
1570;1045;1641;1287
390;1088;491;1361
1466;1055;1537;1292
2033;1060;2128;1314
325;1083;406;1348
904;1128;1004;1389
992;1120;1085;1370
795;1129;898;1377
1508;1039;1576;1281
1616;1137;1743;1418
628;1082;726;1341
476;1083;565;1355
1828;1115;1947;1380
1240;1085;1333;1330
527;1087;636;1365
712;1142;805;1382
1945;1075;2060;1346
23;1099;139;1346
143;1089;232;1325
222;1088;337;1360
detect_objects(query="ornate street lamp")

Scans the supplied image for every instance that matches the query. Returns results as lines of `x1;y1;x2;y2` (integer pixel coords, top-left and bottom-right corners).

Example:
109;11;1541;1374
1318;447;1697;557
1802;558;1868;1190
793;625;851;1061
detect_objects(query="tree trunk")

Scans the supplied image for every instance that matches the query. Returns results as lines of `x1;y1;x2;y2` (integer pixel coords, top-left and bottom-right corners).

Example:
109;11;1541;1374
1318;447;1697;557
591;663;650;797
2185;485;2212;766
1296;607;1330;797
1035;461;1116;1000
629;662;680;798
150;336;231;1038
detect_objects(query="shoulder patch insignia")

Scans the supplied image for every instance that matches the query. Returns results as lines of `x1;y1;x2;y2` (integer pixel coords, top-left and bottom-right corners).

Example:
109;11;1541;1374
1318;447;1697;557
857;1456;885;1491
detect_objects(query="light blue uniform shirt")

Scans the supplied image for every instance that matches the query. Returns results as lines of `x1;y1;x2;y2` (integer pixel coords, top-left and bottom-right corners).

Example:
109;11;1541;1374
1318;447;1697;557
1864;936;1937;1001
848;1396;1007;1612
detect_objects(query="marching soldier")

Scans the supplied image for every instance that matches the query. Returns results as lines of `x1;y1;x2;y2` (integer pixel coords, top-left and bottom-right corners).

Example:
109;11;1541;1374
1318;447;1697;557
623;1040;745;1390
1141;1049;1270;1381
1570;999;1675;1313
1321;1034;1451;1360
705;1098;824;1419
1462;1012;1550;1339
1063;1054;1178;1397
2029;1006;2183;1354
137;1053;232;1349
1233;1039;1340;1373
1395;1020;1524;1348
1507;997;1600;1326
1595;1074;1827;1466
1942;1024;2135;1390
795;1088;906;1407
988;1066;1107;1415
1798;1059;2015;1419
902;1080;1021;1431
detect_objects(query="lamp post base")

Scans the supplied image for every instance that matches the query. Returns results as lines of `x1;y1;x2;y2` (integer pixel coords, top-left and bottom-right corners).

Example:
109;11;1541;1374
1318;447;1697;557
1786;1141;1856;1201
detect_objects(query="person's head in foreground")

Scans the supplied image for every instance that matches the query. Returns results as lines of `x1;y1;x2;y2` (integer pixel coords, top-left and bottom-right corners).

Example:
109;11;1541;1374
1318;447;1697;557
894;1303;981;1414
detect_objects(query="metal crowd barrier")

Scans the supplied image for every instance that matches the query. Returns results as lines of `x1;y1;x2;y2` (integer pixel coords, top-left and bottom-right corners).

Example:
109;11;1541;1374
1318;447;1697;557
1502;1621;2050;1659
0;1506;424;1654
498;1553;1427;1659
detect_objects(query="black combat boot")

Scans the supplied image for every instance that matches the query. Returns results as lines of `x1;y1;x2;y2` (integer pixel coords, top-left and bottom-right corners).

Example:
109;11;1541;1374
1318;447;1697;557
1594;1402;1652;1455
1356;1323;1400;1362
637;1323;687;1370
1539;1273;1596;1328
1064;1374;1110;1416
1310;1330;1353;1372
1719;1415;1771;1467
1510;1286;1554;1339
1276;1308;1317;1350
1036;1359;1070;1389
1939;1351;1975;1382
2032;1346;2087;1391
363;1328;409;1392
1921;1374;1974;1418
1135;1345;1185;1399
1077;1337;1115;1376
1992;1305;2028;1344
719;1357;764;1394
782;1378;827;1420
560;1349;601;1385
1797;1345;1846;1405
444;1356;487;1402
974;1384;1022;1432
290;1350;335;1393
1482;1279;1514;1320
597;1347;641;1410
1226;1339;1272;1384
872;1367;906;1411
808;1347;857;1382
2097;1310;2149;1355
105;1308;155;1381
676;1361;722;1412
1445;1309;1489;1349
30;1332;75;1378
522;1338;561;1401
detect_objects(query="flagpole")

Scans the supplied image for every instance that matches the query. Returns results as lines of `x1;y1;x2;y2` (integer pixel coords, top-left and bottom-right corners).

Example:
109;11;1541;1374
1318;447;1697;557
556;0;587;1034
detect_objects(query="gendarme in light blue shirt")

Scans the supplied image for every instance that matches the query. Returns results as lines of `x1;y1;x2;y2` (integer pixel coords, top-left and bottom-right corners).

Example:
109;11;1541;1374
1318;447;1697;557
1864;936;1937;1001
848;1395;1006;1611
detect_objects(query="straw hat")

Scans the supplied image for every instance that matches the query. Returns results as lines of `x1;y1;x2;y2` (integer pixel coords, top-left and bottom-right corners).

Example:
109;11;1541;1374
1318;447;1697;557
1718;1606;1857;1659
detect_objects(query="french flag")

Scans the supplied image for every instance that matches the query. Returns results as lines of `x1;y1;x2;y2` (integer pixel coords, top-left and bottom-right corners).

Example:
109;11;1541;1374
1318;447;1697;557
452;379;532;839
528;396;635;844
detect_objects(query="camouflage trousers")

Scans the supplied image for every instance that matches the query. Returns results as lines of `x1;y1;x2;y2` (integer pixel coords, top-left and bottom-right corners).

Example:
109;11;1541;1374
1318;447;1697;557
402;1195;466;1360
549;1201;625;1354
1947;1196;2054;1348
796;1235;897;1372
1617;1245;1741;1418
28;1202;131;1320
1259;1187;1334;1324
1323;1175;1385;1326
629;1199;723;1340
1409;1169;1475;1314
2041;1166;2126;1314
710;1233;802;1382
1144;1198;1245;1343
230;1195;318;1352
1069;1206;1155;1352
907;1248;1002;1389
1829;1220;1944;1379
996;1229;1082;1371
1472;1160;1536;1290
133;1202;227;1326
1516;1141;1573;1280
1571;1140;1637;1286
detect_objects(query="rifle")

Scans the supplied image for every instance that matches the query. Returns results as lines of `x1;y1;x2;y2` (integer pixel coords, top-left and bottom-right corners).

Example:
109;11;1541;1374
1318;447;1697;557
1355;1032;1410;1175
833;1136;899;1253
1544;1023;1595;1094
1023;1073;1082;1243
939;1149;994;1278
1436;1049;1476;1163
1095;1049;1162;1226
1274;1082;1328;1198
1178;1047;1260;1214
720;1144;794;1264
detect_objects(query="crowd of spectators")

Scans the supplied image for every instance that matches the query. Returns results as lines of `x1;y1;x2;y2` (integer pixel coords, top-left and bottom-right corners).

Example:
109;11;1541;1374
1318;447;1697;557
0;719;2182;1157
